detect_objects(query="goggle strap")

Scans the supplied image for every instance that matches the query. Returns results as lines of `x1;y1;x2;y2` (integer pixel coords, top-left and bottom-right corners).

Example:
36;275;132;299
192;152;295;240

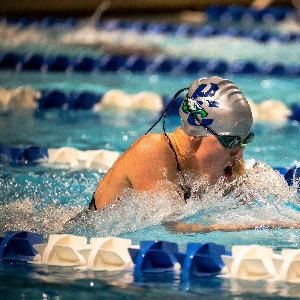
145;87;188;135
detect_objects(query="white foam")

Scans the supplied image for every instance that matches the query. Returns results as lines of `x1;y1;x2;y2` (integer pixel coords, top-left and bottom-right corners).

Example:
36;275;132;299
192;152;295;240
0;161;299;240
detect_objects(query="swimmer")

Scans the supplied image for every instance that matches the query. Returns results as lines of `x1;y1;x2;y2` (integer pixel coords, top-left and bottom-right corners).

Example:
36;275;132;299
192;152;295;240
89;75;299;232
91;76;253;208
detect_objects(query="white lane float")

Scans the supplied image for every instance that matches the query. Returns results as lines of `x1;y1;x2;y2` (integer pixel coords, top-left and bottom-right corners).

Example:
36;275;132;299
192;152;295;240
48;147;120;170
221;245;300;282
32;234;88;267
0;86;40;111
32;234;134;271
248;98;291;122
221;245;279;280
79;237;134;271
93;89;163;112
273;249;300;282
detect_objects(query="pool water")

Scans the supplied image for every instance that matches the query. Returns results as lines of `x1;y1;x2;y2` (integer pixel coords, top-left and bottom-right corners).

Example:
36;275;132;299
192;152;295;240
1;13;300;299
2;262;300;299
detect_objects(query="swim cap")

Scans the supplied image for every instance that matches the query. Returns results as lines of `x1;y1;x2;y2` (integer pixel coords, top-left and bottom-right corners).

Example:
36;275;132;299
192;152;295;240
179;76;253;137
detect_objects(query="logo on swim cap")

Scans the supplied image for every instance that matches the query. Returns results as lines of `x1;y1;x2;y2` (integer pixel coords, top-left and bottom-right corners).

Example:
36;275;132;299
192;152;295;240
191;83;219;98
182;83;220;127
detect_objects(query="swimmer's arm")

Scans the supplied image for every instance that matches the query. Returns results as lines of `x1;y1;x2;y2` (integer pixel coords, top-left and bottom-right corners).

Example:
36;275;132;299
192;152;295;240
163;220;300;233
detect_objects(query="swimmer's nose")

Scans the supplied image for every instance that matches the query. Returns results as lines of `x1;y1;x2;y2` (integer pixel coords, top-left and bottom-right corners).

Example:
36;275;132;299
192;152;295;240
229;145;243;160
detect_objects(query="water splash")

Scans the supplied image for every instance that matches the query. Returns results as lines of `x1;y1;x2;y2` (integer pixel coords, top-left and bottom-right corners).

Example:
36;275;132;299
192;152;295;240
0;161;299;239
183;162;300;225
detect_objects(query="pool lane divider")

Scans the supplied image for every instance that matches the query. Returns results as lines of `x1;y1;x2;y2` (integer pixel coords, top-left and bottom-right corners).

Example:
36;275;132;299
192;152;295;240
1;5;299;43
0;52;300;76
2;86;300;123
98;16;300;44
0;143;299;191
206;4;297;24
0;144;120;170
1;231;300;282
36;89;299;123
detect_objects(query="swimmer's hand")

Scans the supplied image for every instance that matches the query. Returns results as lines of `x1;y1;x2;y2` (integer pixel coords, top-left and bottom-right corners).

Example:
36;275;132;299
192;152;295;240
163;220;300;233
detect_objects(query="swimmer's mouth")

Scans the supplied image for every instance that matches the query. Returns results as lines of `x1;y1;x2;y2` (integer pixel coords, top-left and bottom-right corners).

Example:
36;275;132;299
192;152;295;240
224;165;233;177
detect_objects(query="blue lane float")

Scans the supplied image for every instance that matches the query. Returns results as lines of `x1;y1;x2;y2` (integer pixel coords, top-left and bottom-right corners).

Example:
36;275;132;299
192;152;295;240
0;51;300;77
46;54;71;72
97;15;300;43
72;56;97;72
38;90;70;109
206;4;296;23
38;90;102;110
128;240;181;273
174;242;231;277
21;53;45;71
68;91;102;110
81;20;300;43
0;144;48;164
0;53;22;69
0;231;44;262
128;240;231;276
289;103;300;122
98;54;127;72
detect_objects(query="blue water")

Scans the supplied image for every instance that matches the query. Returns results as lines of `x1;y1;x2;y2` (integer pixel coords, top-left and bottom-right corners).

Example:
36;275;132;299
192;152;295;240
1;16;300;298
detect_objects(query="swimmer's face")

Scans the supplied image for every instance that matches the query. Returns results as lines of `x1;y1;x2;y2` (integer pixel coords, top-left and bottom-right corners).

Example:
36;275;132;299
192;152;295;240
194;135;244;185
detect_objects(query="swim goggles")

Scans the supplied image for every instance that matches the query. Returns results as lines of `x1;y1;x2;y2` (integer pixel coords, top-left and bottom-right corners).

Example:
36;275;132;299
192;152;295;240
204;125;254;148
187;98;254;148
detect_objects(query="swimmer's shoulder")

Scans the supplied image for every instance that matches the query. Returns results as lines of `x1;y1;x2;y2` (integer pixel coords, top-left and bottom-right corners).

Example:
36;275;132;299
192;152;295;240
120;133;173;167
128;133;168;155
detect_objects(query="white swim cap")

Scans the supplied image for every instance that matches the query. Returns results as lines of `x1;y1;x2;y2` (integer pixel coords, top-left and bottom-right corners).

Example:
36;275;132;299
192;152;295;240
179;76;253;137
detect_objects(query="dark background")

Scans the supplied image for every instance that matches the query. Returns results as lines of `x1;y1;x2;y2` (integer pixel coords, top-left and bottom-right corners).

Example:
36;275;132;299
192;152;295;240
0;0;295;18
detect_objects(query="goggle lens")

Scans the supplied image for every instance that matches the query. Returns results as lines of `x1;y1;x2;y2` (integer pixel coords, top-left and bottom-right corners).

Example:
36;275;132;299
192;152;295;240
218;131;254;148
242;131;254;145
